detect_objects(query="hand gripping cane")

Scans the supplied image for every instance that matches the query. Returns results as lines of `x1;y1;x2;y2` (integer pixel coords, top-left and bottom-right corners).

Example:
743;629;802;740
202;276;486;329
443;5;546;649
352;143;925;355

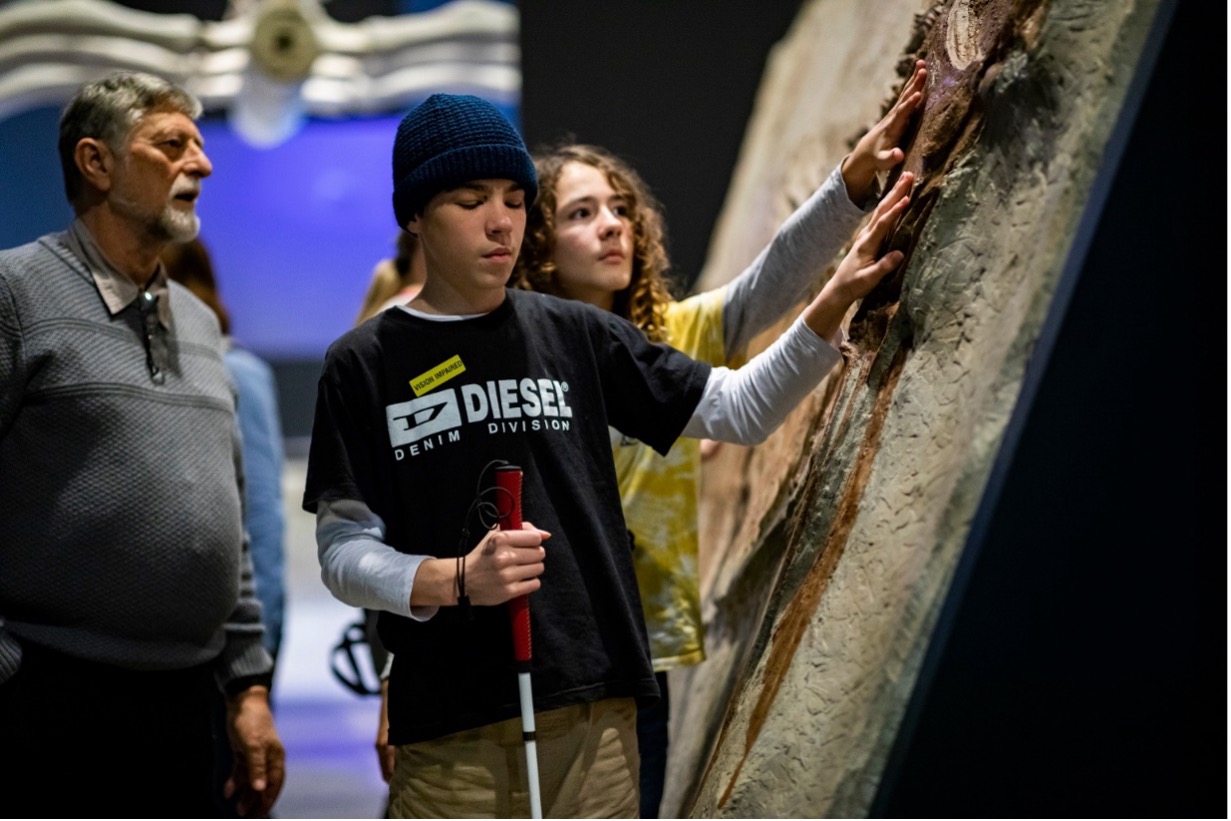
494;465;543;819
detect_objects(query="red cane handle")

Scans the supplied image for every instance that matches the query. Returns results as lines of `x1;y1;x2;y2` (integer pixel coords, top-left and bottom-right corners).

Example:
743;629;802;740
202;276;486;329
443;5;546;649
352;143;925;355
495;466;532;662
508;595;531;663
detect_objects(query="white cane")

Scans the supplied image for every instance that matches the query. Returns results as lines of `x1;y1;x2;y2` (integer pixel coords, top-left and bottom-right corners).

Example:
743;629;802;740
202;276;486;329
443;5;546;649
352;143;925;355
495;465;543;819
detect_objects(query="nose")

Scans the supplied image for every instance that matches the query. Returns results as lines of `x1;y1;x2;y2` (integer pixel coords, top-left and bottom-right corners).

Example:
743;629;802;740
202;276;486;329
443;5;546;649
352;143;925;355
487;202;515;238
187;143;213;179
597;207;623;239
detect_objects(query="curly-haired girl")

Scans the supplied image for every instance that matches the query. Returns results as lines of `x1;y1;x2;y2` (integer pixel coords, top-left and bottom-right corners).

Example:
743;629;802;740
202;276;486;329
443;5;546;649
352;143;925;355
513;61;927;818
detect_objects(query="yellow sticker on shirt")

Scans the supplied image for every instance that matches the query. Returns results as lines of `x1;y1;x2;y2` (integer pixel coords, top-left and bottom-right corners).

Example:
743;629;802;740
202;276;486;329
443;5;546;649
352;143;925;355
410;355;466;396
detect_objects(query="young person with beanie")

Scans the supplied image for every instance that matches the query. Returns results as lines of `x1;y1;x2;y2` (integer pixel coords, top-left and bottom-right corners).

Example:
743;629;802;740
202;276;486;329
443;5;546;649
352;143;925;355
303;92;913;818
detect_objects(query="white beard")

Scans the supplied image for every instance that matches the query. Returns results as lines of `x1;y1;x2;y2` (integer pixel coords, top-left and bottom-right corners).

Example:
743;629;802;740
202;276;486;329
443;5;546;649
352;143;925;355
110;173;202;244
157;203;200;243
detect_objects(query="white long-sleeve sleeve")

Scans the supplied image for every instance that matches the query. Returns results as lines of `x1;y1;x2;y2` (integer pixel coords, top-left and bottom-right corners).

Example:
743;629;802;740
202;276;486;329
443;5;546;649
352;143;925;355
316;498;438;621
682;315;842;445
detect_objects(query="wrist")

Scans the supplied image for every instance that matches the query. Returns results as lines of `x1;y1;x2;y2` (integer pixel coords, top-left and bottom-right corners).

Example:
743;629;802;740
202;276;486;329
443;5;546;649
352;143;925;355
227;683;271;712
803;280;849;344
410;557;453;607
224;672;274;699
840;153;876;205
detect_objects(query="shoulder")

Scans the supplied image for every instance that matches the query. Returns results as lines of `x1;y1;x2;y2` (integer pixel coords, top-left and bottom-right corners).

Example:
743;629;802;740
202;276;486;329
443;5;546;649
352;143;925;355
168;280;224;343
0;233;76;286
225;346;281;422
662;287;727;363
320;317;383;376
506;287;625;333
225;345;275;385
506;287;584;317
665;287;725;331
0;234;94;321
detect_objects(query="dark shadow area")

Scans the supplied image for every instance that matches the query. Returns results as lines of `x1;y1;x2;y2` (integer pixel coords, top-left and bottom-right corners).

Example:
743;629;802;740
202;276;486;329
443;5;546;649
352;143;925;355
873;2;1227;816
520;0;805;294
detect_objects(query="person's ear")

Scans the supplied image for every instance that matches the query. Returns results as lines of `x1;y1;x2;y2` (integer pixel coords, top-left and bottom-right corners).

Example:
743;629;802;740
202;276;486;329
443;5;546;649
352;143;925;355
75;138;114;193
405;215;421;237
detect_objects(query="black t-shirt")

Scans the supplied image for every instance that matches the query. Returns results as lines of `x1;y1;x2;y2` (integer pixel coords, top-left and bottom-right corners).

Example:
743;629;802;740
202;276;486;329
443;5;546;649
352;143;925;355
303;289;711;743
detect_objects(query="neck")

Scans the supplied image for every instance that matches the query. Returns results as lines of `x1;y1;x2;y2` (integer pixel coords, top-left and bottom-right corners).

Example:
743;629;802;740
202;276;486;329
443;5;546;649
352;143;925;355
590;291;616;312
561;284;615;313
411;278;505;316
78;208;164;287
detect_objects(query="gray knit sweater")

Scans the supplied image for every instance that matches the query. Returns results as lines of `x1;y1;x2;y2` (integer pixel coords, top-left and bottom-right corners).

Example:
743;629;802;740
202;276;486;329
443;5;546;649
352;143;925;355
0;232;271;688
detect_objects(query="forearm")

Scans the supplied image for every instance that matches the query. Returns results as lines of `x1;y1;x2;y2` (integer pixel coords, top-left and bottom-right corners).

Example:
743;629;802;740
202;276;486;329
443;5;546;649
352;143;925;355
219;422;274;688
316;499;441;619
217;527;275;690
722;164;868;356
683;316;841;445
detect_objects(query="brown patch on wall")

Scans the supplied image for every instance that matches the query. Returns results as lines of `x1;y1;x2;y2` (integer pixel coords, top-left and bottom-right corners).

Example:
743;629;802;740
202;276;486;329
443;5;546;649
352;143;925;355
858;0;1051;325
714;342;909;810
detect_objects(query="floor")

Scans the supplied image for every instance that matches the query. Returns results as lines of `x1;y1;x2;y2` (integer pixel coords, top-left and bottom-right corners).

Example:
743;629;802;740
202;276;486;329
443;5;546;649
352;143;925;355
271;456;389;819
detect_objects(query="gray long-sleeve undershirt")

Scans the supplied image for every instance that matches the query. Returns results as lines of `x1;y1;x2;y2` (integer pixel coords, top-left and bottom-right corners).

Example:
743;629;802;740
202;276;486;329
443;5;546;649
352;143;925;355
721;163;868;358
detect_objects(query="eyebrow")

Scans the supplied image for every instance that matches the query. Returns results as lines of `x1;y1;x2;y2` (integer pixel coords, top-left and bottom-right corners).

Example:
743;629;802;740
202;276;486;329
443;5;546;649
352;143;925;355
560;193;626;211
559;195;595;210
148;128;204;148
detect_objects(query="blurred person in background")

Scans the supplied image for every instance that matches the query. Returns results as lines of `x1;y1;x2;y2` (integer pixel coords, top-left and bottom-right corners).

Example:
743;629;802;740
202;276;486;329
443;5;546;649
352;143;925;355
356;230;427;325
162;235;288;673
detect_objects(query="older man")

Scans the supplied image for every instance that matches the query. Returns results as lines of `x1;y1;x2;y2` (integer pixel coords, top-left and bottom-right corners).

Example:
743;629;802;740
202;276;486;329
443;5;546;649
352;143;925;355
0;72;283;817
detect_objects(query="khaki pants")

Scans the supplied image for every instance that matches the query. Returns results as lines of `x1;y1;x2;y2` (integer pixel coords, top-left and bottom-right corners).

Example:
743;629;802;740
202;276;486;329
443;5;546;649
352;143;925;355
388;697;640;819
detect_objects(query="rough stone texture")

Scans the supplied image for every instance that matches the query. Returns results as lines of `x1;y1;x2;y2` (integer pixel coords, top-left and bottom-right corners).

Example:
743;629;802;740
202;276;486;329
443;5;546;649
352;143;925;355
666;0;1161;817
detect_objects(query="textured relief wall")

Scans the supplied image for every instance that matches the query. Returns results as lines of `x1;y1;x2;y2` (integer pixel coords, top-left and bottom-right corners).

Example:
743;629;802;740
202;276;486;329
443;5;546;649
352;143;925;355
666;0;1161;817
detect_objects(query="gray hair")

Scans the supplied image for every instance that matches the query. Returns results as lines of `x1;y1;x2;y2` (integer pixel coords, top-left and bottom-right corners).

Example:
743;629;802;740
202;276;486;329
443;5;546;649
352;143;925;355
58;71;203;204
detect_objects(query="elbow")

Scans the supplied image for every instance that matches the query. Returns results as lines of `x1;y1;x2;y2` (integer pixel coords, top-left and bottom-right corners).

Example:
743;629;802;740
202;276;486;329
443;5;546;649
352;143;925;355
318;555;361;608
714;421;772;447
318;564;347;604
745;429;772;446
736;426;773;447
724;403;778;446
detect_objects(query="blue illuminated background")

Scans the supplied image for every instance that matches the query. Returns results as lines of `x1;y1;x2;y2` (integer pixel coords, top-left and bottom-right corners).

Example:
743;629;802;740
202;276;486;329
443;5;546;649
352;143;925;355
0;98;517;438
0;0;519;439
0;103;517;361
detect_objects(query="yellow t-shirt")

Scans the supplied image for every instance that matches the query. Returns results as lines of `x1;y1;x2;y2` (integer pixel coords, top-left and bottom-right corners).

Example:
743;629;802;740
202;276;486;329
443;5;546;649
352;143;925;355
611;286;727;671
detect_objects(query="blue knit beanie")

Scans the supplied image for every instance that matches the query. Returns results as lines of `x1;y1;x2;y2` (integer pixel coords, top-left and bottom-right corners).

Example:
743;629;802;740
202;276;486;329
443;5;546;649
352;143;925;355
392;94;538;228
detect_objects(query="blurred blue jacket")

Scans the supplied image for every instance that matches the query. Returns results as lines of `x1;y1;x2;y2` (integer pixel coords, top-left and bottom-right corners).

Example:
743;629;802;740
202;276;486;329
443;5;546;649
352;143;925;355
226;343;287;659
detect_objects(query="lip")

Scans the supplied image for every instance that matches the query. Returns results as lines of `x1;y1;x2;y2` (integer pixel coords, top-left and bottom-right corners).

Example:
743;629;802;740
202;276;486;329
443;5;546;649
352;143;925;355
599;250;625;262
483;246;514;260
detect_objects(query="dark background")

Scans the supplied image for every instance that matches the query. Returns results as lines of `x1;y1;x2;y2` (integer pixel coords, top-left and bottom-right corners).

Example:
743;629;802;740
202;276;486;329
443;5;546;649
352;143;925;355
520;1;804;294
